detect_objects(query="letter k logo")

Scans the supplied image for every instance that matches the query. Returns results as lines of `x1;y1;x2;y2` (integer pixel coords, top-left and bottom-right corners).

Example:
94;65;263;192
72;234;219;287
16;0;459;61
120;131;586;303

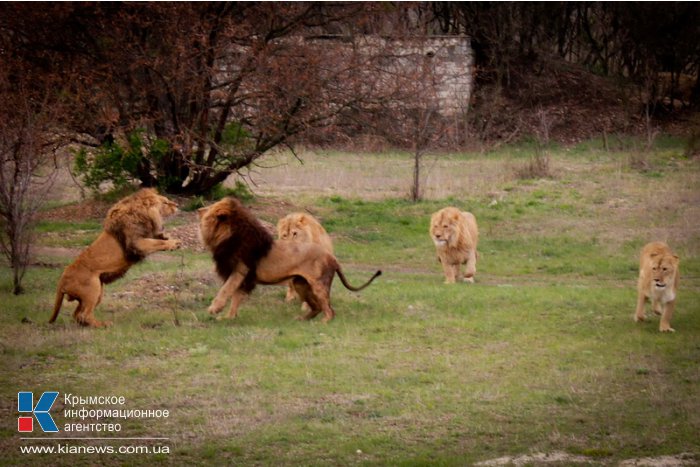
18;392;59;433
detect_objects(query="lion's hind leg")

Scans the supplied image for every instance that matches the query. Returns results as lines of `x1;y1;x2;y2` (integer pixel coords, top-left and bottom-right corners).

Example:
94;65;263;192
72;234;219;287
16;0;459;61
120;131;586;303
293;278;320;321
74;282;110;328
309;279;335;323
292;277;334;321
61;274;109;327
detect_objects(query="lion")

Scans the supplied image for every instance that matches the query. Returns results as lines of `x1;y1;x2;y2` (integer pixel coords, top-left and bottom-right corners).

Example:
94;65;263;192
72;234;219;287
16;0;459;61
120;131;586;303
48;188;181;327
634;241;680;332
199;197;381;323
276;212;334;303
430;207;479;284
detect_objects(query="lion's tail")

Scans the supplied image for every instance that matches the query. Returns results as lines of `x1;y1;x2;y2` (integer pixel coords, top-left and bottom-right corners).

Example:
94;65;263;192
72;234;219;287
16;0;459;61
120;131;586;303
48;287;64;323
336;268;382;292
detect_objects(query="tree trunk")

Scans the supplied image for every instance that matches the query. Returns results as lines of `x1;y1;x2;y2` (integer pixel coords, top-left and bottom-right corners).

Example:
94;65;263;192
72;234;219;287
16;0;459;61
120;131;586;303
411;148;421;202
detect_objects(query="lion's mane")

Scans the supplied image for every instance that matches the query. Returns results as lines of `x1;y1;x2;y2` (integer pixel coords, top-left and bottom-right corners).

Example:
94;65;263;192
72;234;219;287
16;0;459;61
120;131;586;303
202;197;274;293
104;188;174;262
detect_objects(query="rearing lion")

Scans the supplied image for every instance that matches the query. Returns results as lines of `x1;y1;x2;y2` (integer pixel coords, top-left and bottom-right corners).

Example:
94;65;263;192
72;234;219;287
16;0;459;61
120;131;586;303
199;197;381;323
49;188;181;327
430;207;479;284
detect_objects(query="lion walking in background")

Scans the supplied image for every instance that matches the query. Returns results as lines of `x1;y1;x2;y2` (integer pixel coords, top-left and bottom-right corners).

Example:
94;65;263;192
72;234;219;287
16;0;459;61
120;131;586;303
49;188;180;327
430;207;479;284
635;241;680;332
276;212;334;304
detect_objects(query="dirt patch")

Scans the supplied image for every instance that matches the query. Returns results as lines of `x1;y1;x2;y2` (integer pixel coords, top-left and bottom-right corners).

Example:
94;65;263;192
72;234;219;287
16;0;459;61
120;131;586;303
475;451;594;466
476;452;698;466
619;453;698;466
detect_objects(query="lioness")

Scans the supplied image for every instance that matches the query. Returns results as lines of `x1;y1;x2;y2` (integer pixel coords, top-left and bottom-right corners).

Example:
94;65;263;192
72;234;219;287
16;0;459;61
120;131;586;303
634;241;680;332
276;212;334;303
49;189;181;327
199;198;381;323
430;207;479;284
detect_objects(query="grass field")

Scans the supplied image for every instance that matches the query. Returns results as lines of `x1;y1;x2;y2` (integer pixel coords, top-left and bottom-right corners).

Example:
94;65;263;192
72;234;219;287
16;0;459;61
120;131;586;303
1;139;699;465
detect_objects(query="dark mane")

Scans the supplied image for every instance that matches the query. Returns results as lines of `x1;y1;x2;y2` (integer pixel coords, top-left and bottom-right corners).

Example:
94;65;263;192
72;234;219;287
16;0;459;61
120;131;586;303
212;198;274;293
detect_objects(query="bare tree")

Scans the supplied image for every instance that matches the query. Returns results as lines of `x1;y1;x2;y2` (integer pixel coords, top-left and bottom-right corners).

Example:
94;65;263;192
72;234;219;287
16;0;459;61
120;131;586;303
3;3;422;195
367;38;453;202
0;65;61;294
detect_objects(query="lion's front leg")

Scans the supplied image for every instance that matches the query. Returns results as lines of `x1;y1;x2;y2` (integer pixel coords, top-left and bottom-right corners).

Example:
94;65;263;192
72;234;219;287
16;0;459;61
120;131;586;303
223;290;248;319
208;264;248;316
440;257;457;284
659;300;676;333
132;238;181;256
463;249;477;283
634;291;647;323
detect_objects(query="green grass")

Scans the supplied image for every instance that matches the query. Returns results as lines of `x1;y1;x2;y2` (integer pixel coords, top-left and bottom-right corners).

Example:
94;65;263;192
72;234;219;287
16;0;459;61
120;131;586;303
1;140;699;465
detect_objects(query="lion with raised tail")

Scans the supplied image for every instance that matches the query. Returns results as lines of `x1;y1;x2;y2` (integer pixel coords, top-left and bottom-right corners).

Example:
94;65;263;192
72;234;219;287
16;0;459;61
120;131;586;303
430;207;479;284
276;212;334;304
49;188;180;327
199;198;381;323
635;241;680;332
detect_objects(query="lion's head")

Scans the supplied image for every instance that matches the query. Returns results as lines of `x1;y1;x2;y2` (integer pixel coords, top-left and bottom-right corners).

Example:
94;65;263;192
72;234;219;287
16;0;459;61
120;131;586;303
198;197;237;251
276;212;330;247
104;188;178;261
430;207;465;248
198;198;273;288
649;251;679;290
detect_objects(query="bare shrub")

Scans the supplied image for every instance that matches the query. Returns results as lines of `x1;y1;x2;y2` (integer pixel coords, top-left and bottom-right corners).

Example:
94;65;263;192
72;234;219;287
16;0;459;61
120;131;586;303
0;65;62;294
514;151;552;180
628;151;652;172
685;131;700;158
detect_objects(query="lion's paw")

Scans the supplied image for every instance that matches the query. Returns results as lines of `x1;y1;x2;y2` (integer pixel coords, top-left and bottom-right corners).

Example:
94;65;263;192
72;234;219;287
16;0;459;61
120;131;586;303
208;302;224;315
659;325;675;333
92;320;112;328
167;239;182;250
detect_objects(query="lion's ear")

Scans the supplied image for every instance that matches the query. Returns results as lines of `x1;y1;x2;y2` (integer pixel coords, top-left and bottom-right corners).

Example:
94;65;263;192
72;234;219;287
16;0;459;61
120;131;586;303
298;216;307;225
197;207;209;219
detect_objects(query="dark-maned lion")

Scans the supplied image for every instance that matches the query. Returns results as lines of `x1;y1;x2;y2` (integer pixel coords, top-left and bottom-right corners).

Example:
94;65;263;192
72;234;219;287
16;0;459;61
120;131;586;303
634;241;680;332
49;188;180;327
199;197;381;323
